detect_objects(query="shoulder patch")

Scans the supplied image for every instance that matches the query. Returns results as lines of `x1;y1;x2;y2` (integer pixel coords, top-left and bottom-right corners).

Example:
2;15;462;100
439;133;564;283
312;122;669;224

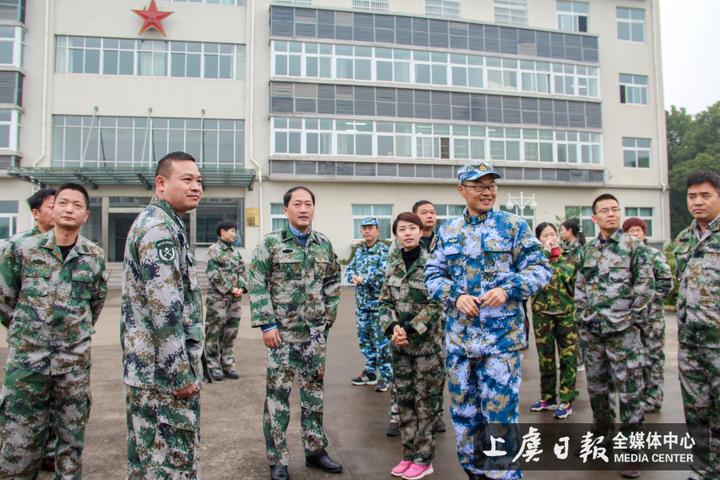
156;239;177;264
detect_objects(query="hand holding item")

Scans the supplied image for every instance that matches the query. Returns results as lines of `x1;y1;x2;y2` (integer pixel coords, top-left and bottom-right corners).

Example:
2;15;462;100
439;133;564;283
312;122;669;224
391;324;409;347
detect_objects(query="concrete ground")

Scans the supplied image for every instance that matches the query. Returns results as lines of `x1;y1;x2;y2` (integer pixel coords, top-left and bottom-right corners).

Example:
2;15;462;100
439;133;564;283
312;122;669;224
0;287;692;479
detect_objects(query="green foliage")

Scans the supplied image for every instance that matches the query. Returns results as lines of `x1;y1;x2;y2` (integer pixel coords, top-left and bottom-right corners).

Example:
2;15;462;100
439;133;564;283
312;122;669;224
662;242;679;307
666;102;720;238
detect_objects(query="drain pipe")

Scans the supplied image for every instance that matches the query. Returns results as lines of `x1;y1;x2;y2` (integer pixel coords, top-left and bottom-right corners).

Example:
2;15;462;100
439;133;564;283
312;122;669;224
32;0;51;167
246;0;264;237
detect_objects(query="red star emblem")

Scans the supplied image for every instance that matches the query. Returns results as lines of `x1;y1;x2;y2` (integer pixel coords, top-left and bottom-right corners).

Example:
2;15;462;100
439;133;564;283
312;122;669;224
132;0;173;36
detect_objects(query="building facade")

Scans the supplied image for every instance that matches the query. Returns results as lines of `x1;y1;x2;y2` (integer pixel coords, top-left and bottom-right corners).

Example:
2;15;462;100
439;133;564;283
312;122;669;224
0;0;669;262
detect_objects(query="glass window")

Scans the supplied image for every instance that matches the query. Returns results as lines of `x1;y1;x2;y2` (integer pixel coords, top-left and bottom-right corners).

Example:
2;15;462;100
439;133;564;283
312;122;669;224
565;206;595;238
557;1;589;33
426;0;460;18
617;7;645;42
622;137;651;168
196;198;245;246
494;0;528;26
270;203;289;231
352;204;393;239
619;73;649;105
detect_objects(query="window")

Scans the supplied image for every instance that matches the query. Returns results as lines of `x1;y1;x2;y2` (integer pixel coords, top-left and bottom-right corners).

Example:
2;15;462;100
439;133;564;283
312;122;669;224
0;26;22;67
619;74;648;105
565;206;595;238
0;0;25;23
270;203;289;231
426;0;460;18
494;0;528;26
435;204;464;229
0;200;17;240
557;1;588;32
52;115;245;168
196;198;245;245
352;0;388;11
0;109;20;150
352;204;392;240
622;137;650;168
273;0;312;5
167;0;244;4
270;116;602;164
55;36;245;80
500;203;535;229
617;7;645;42
269;41;599;100
624;207;653;237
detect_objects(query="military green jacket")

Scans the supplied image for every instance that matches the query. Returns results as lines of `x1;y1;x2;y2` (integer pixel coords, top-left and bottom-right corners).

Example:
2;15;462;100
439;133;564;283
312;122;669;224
674;215;720;347
206;239;246;297
0;230;107;374
531;251;576;316
379;247;443;356
645;245;673;321
0;225;41;258
121;197;204;393
248;226;341;342
561;239;583;266
574;230;654;334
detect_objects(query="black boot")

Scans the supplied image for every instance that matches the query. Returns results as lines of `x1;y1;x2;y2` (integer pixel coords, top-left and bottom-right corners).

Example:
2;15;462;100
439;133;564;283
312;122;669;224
270;464;288;480
305;450;343;473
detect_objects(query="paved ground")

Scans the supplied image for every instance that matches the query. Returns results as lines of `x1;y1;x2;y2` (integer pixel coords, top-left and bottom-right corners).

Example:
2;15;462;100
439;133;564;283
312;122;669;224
0;288;692;479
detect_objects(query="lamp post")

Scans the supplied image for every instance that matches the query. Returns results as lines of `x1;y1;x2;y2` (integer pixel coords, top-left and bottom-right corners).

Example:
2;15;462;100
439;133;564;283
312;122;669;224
505;192;537;223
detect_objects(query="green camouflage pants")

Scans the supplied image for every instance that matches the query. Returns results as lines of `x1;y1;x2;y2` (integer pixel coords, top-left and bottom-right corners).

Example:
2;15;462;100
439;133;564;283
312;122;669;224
679;344;720;480
0;364;91;480
204;292;242;372
641;308;665;410
578;326;644;437
264;329;328;466
532;312;578;404
125;386;201;480
393;349;444;465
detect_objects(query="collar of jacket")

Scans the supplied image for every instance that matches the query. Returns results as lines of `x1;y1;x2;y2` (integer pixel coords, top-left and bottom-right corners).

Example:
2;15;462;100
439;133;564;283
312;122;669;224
151;197;185;231
388;244;427;276
218;239;233;251
691;213;720;239
361;241;384;253
38;229;91;261
462;208;491;225
281;224;319;246
595;228;623;246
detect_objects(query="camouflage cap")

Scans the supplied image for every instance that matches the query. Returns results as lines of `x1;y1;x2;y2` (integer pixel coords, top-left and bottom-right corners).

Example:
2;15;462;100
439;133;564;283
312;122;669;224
457;161;502;183
360;217;379;227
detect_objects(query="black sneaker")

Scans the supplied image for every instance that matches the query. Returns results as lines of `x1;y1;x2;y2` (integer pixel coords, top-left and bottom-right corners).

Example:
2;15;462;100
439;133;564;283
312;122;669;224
386;421;400;436
375;380;389;392
351;371;377;386
210;369;224;382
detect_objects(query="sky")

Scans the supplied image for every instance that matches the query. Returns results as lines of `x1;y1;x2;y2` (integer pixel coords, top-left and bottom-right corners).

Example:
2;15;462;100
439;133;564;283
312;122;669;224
660;0;720;114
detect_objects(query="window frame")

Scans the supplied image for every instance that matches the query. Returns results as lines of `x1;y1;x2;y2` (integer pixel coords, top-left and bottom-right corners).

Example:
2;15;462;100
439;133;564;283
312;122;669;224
622;137;651;169
351;204;393;240
616;7;646;43
624;207;654;237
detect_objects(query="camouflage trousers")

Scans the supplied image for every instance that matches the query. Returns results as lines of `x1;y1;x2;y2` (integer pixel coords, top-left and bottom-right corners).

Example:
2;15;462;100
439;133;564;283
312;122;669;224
532;312;578;404
355;308;393;383
446;351;523;480
125;386;201;480
264;329;328;466
578;326;645;437
678;344;720;480
0;364;91;480
204;292;242;372
394;349;444;465
640;308;665;411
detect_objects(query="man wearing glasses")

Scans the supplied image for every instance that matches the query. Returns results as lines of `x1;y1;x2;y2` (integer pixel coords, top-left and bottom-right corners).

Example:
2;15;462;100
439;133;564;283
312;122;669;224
425;161;551;480
574;193;654;479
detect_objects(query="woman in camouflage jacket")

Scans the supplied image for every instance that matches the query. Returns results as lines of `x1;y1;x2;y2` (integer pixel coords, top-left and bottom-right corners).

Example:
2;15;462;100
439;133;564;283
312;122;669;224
379;212;444;480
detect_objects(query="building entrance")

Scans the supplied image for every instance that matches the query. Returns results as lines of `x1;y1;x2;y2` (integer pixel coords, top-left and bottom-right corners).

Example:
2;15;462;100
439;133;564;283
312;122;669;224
108;212;140;262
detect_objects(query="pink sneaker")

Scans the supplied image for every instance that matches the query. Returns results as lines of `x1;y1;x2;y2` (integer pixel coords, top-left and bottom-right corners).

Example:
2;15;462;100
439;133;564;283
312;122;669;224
402;463;434;480
391;460;412;477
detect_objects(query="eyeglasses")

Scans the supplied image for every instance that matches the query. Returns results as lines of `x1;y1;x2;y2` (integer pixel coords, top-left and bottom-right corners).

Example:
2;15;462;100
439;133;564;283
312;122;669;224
595;207;621;215
460;183;498;193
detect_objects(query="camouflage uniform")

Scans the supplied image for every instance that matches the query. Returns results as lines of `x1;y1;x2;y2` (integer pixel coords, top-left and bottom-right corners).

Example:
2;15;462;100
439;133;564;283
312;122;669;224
345;241;391;382
425;209;551;480
248;226;341;466
379;247;444;465
204;239;246;373
674;214;720;480
121;197;204;480
574;230;654;439
561;239;583;267
530;252;578;404
640;245;673;411
0;230;107;479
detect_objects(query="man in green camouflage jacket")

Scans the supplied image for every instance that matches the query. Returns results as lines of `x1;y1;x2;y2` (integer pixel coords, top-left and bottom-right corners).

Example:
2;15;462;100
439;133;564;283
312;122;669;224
0;183;107;479
0;188;56;258
121;152;204;480
248;186;343;480
574;194;654;479
623;217;674;414
674;170;720;480
204;219;247;381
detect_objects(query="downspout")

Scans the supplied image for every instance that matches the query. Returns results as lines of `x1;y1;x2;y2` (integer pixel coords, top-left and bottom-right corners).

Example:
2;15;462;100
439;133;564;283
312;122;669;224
650;0;669;243
246;0;263;237
33;0;51;167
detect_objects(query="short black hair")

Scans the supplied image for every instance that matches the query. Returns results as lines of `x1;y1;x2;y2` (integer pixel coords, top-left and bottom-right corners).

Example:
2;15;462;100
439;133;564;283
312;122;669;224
592;193;619;214
55;183;90;209
392;212;423;235
283;186;315;207
155;151;197;179
216;219;237;237
686;170;720;193
534;222;557;239
26;188;56;210
412;200;434;213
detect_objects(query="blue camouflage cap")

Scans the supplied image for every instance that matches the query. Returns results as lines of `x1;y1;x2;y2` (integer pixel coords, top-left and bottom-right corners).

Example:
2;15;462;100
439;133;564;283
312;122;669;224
457;161;502;183
360;217;380;227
